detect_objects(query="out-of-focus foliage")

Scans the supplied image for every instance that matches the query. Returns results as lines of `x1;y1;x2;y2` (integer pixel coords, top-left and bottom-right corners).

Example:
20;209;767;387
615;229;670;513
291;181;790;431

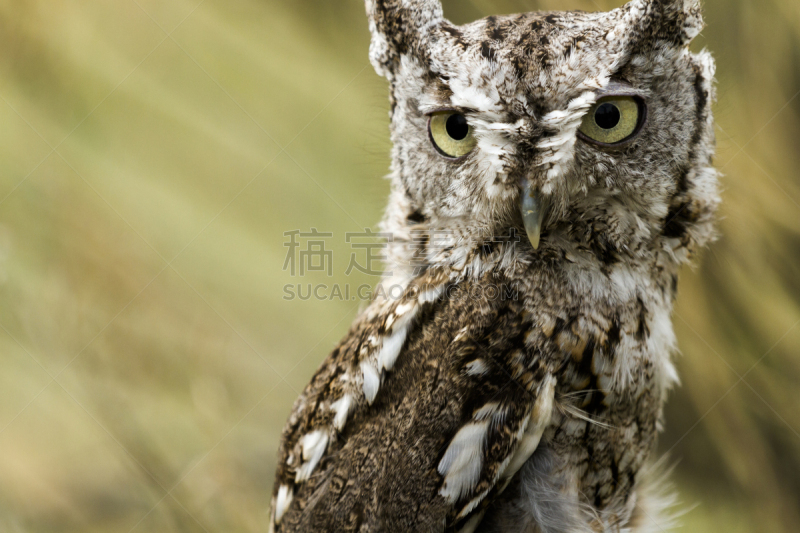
0;0;797;531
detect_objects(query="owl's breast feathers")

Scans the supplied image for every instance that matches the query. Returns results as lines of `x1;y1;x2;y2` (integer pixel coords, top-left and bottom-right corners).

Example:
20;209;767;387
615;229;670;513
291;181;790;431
270;267;661;532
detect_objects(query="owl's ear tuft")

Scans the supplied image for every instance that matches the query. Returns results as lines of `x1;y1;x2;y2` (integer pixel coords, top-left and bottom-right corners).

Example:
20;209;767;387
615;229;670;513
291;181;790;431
365;0;444;78
660;0;705;45
616;0;704;48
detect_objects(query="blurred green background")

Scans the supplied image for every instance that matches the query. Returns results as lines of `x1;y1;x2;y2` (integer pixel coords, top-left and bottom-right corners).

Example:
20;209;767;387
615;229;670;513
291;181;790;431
0;0;798;531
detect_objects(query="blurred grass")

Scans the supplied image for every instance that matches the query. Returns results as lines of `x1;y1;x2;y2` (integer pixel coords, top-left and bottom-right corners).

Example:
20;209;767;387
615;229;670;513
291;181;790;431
0;0;798;531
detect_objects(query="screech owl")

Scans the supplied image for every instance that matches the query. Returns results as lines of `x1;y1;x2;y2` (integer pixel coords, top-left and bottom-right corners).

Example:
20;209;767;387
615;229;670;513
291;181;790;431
270;0;719;532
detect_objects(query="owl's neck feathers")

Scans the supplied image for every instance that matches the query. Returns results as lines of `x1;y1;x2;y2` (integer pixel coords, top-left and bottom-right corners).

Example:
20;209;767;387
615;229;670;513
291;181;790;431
379;181;687;302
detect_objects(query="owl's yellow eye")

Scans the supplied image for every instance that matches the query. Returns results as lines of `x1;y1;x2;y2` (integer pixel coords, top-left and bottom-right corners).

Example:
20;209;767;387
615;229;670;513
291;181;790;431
429;112;477;159
578;96;643;145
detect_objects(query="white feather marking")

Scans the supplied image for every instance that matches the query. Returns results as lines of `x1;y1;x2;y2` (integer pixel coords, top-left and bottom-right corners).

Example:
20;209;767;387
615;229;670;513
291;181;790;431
395;300;415;317
361;361;381;404
609;263;638;299
418;284;446;304
647;306;680;391
330;394;353;431
438;420;490;503
394;302;419;331
465;359;489;376
300;429;324;459
457;490;490;520
473;402;501;420
295;430;328;483
449;80;501;113
274;484;293;524
503;376;556;482
537;91;597;190
375;302;419;372
377;327;408;372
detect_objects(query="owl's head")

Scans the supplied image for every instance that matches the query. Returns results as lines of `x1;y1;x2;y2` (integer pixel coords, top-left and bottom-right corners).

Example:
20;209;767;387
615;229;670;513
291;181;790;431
367;0;718;274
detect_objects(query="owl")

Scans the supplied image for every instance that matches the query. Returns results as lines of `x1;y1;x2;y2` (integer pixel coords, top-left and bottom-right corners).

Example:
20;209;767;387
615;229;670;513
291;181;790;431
270;0;718;531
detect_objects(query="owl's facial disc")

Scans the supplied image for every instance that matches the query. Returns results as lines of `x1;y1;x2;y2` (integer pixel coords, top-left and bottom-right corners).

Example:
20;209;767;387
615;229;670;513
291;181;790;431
366;0;716;263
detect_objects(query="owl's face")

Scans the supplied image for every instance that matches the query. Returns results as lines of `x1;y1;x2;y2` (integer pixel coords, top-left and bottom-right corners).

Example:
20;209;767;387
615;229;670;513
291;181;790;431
369;0;718;267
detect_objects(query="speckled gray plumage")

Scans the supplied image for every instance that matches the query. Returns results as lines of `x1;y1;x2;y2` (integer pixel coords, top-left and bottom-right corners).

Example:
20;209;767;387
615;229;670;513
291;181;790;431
270;1;719;531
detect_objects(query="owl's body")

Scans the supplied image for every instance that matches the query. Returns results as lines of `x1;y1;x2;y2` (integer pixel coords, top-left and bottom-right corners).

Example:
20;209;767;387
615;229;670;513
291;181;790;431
271;1;718;532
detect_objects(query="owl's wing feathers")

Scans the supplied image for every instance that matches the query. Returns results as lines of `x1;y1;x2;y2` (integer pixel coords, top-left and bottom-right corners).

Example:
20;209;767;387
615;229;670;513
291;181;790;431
271;275;559;532
438;374;557;526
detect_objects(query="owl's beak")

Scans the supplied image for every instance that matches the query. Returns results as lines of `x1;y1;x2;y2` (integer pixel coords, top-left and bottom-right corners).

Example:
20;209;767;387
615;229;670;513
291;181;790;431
520;179;546;250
